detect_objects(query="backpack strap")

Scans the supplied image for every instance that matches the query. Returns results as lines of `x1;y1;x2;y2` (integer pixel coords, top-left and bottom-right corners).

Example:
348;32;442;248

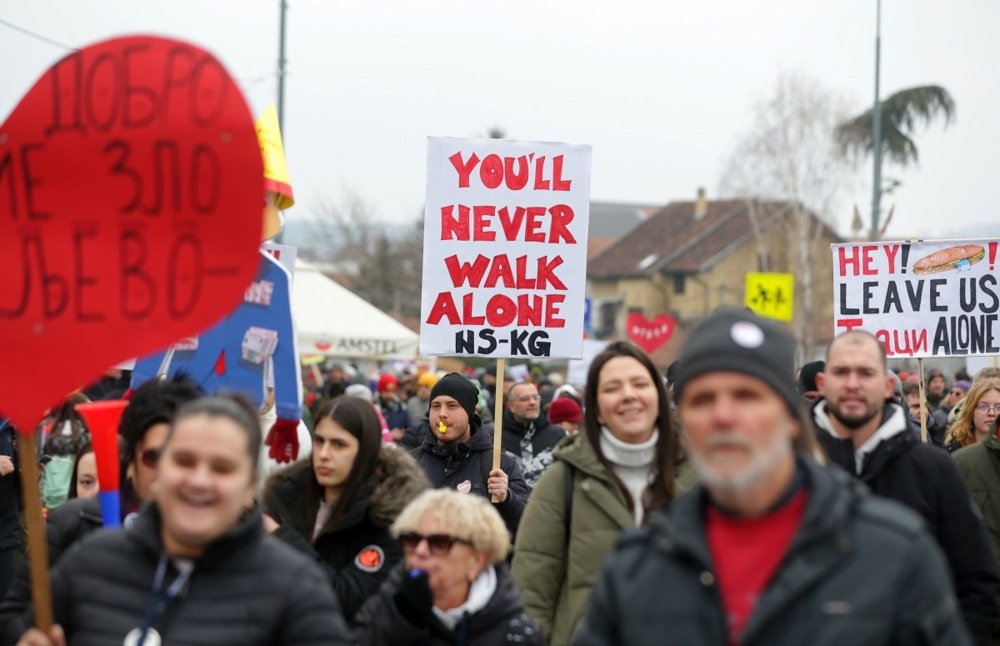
563;463;575;544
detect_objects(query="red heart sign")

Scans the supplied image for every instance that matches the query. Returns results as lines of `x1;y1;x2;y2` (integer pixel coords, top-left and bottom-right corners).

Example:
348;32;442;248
1;36;263;433
627;312;676;355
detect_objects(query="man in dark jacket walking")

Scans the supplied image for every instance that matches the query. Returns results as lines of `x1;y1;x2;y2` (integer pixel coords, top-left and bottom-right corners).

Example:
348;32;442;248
415;373;530;536
502;382;565;488
813;330;1000;643
577;309;970;645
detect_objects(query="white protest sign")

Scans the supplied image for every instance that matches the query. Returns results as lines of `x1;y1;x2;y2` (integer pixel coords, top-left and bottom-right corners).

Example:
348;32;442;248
831;239;1000;358
420;137;592;359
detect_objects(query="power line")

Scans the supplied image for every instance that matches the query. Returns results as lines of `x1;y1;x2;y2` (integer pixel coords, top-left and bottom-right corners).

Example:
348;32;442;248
0;17;77;52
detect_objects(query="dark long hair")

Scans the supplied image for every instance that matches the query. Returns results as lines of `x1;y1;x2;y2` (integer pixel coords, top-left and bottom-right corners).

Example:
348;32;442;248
67;439;94;500
304;396;382;535
583;340;677;521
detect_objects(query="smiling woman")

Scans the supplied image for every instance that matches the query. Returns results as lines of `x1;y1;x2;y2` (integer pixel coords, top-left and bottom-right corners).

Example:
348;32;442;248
512;340;688;645
6;395;353;646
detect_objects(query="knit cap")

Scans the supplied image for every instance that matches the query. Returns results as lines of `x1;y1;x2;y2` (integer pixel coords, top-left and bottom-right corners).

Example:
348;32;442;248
548;397;582;424
674;308;799;415
429;373;480;423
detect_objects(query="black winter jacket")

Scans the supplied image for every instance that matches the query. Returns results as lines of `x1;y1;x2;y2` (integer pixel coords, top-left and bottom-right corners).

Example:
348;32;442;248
354;562;543;645
500;410;565;488
416;422;530;537
576;458;972;645
263;446;429;620
813;400;1000;643
0;503;352;645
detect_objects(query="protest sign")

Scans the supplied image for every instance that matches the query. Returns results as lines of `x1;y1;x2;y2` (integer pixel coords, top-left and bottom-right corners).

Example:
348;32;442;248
0;36;263;433
745;272;794;321
420;137;591;359
831;239;1000;357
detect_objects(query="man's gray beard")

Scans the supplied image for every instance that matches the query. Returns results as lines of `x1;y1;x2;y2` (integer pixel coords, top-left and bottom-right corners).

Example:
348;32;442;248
687;426;792;497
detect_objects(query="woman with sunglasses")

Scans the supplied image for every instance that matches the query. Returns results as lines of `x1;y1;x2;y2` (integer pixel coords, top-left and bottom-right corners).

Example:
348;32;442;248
354;488;542;645
262;396;429;620
8;395;352;645
511;341;687;645
944;379;1000;452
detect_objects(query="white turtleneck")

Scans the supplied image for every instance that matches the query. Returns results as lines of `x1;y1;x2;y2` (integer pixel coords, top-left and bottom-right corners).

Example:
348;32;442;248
599;427;658;525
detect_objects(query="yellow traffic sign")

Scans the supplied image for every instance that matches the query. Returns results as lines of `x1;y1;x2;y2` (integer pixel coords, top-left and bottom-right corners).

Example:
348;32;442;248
745;273;794;321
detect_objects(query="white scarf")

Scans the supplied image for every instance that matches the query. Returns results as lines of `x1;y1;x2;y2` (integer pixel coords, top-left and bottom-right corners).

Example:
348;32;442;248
600;427;658;525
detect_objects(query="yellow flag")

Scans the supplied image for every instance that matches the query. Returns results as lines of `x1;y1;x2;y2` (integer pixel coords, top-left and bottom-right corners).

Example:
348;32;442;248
256;105;294;210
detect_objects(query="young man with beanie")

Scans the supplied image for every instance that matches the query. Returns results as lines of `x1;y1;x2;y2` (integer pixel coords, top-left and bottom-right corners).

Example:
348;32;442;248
501;382;566;488
577;309;970;645
813;330;1000;643
415;373;530;536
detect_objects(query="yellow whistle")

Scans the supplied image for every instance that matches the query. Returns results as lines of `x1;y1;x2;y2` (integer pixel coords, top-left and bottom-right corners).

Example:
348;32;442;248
438;421;447;434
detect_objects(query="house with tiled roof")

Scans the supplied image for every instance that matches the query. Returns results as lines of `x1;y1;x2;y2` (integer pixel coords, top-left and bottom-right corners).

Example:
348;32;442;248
587;195;843;365
586;201;658;259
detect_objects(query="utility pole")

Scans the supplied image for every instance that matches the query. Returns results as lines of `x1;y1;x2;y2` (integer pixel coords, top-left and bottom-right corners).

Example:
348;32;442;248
869;0;883;241
277;0;288;133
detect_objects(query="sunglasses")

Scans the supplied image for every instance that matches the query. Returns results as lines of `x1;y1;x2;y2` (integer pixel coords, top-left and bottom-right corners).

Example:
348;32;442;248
951;390;965;396
139;448;161;468
399;532;473;555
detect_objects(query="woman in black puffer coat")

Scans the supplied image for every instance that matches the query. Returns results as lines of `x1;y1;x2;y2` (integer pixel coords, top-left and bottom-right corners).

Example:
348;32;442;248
264;395;429;620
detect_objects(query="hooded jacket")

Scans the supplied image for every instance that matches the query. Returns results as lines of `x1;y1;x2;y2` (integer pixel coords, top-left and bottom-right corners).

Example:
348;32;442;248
0;503;352;645
500;409;565;489
263;445;430;620
953;432;1000;568
354;562;542;645
511;432;631;646
575;458;971;646
813;399;1000;643
416;419;530;537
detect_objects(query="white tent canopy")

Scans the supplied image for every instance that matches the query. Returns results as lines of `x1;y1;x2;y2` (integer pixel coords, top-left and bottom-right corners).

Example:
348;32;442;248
292;260;419;359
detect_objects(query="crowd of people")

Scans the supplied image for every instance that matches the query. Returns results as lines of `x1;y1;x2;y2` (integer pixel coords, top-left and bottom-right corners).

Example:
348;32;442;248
3;309;1000;644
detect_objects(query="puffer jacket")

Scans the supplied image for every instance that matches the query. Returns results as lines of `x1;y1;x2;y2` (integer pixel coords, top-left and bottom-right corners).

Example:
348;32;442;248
510;432;697;646
354;562;543;645
954;433;1000;567
575;458;972;646
0;503;352;645
263;445;429;620
416;421;530;537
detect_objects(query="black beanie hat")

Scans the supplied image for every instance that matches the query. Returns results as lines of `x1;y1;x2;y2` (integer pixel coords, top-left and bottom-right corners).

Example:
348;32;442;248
429;373;480;424
674;308;800;414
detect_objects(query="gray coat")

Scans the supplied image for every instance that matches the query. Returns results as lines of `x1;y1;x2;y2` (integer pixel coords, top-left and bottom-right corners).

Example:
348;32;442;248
575;458;971;646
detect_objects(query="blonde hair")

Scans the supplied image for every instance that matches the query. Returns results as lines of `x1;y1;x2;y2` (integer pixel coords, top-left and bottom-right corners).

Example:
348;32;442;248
392;489;510;564
945;378;1000;449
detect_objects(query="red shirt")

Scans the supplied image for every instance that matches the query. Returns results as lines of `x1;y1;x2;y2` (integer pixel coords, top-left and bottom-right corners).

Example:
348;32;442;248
706;488;808;644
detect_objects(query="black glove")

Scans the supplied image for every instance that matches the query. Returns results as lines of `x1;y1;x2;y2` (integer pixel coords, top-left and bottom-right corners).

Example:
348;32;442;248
393;568;433;627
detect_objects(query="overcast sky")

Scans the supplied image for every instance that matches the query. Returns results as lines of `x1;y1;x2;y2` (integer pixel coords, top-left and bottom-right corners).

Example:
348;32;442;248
2;1;997;241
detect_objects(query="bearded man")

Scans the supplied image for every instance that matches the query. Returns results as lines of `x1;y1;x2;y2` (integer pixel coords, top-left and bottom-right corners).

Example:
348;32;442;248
575;310;971;645
813;330;1000;644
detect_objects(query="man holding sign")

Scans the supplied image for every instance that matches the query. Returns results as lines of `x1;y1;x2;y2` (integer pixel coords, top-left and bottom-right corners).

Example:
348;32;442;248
413;373;529;537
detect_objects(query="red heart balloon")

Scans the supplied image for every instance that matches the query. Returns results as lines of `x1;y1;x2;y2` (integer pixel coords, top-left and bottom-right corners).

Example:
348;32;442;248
0;36;263;433
627;312;676;355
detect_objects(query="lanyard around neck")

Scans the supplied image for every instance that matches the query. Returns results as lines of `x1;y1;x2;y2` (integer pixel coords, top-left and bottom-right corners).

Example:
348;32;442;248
136;553;192;645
